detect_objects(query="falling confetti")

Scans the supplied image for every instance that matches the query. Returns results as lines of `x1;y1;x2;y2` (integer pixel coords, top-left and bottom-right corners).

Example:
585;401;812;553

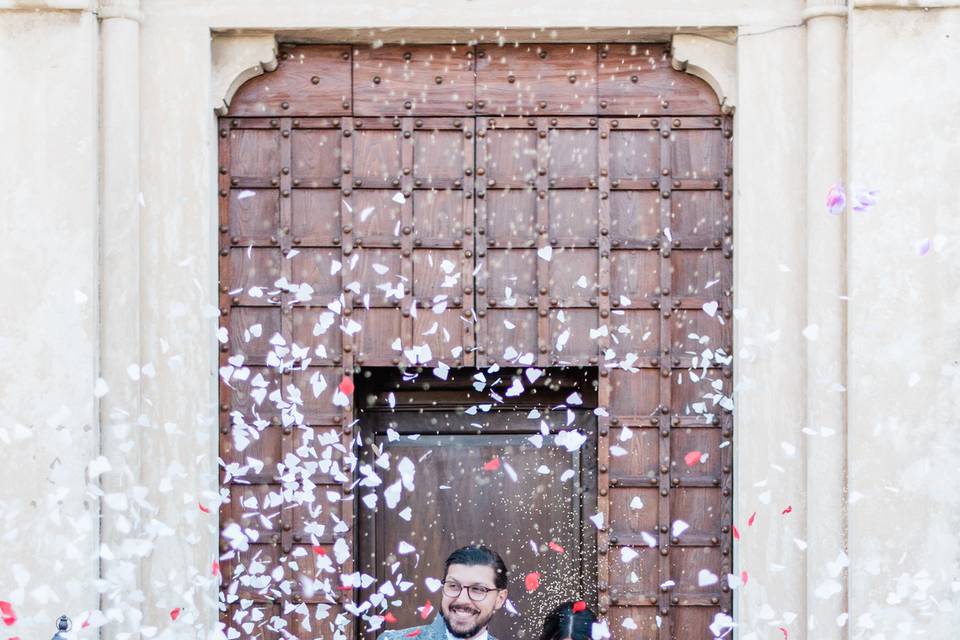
338;376;355;395
417;600;433;620
0;602;16;626
524;572;540;592
826;183;846;215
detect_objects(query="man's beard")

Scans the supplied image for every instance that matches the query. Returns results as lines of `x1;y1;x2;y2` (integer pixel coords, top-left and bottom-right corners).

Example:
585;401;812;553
441;604;493;639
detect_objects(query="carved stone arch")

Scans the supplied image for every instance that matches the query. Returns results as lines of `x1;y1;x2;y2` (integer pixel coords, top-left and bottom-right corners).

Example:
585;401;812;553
211;34;279;116
219;42;353;116
671;34;737;114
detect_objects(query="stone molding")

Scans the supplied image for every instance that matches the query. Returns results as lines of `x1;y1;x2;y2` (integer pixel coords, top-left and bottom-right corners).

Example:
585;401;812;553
670;34;737;114
211;33;279;116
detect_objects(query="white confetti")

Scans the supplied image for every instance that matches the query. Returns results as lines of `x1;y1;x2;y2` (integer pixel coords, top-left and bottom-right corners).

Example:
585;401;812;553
555;429;587;452
697;569;719;586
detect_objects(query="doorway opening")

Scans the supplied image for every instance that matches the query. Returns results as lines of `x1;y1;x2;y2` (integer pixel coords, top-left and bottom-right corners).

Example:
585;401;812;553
355;367;599;640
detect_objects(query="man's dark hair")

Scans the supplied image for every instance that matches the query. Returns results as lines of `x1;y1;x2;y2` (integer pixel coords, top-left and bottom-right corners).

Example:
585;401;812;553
444;545;508;590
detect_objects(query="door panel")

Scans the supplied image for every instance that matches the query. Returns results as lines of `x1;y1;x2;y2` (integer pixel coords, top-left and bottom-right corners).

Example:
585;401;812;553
353;45;476;116
359;411;597;640
476;44;598;115
220;43;733;640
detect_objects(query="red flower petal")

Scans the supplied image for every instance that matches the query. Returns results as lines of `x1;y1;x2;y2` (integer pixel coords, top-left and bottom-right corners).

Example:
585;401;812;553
169;608;181;621
212;561;220;576
198;503;210;513
683;450;702;466
339;376;355;395
733;525;741;540
0;602;16;627
741;570;749;586
418;600;433;620
572;601;586;613
525;572;540;592
313;546;327;555
384;612;398;624
747;511;757;527
482;456;501;471
778;627;788;639
405;631;422;638
548;541;565;553
781;505;793;515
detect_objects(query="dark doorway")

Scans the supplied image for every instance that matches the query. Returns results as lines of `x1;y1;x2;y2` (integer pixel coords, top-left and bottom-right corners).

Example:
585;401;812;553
356;368;598;640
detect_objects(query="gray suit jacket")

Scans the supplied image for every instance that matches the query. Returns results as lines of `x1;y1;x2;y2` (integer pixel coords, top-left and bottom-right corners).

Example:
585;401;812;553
376;614;499;640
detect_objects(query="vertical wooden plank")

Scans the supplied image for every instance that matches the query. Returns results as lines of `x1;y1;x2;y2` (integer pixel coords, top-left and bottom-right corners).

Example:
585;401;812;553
598;117;612;365
462;117;477;366
596;116;613;621
719;113;735;620
475;117;490;365
657;115;674;640
339;49;355;631
401;117;416;353
216;117;232;636
536;117;550;366
338;115;357;625
278;117;295;556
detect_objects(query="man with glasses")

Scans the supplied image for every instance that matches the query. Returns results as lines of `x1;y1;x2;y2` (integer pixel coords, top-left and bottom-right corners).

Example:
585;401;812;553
378;545;509;640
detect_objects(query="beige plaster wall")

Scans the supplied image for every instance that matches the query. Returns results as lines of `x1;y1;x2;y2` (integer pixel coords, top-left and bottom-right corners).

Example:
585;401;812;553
2;1;960;640
847;7;960;639
732;25;810;640
0;8;100;636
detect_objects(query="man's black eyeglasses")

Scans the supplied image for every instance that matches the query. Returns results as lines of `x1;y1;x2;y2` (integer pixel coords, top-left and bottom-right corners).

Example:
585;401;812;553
442;580;500;602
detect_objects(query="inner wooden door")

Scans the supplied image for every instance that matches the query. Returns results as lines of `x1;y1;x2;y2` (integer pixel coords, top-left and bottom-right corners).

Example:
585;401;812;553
359;409;598;640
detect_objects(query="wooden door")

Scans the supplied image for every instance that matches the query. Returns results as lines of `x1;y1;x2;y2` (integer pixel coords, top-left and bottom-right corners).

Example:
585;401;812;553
219;42;733;640
358;410;597;640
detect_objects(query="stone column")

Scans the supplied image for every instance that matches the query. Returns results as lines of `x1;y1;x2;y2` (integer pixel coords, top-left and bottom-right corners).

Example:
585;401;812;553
803;1;849;637
98;0;144;635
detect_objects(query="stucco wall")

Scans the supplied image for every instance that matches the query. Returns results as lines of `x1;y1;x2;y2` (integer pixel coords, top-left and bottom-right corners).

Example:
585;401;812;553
0;7;100;634
1;2;959;640
847;7;960;639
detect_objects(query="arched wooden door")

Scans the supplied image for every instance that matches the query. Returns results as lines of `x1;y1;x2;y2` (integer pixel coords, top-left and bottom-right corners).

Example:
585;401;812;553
218;43;733;640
